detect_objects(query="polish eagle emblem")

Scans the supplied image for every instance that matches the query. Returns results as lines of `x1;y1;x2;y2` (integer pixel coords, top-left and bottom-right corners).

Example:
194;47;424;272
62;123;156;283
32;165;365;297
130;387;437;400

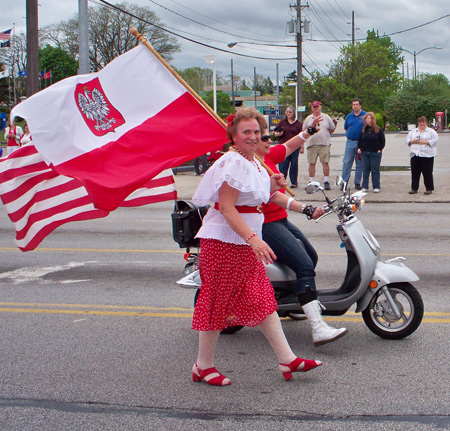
74;77;125;136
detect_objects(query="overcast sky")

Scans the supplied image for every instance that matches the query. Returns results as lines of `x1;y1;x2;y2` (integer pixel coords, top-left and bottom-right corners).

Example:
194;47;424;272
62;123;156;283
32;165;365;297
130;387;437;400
3;0;450;86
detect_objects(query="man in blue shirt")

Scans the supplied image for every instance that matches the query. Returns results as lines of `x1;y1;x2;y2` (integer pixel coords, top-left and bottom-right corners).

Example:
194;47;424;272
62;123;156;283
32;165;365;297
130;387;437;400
342;99;366;189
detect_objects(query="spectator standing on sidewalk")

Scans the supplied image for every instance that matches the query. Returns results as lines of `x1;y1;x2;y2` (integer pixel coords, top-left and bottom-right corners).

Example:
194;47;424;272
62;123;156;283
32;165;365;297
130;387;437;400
357;112;385;193
303;101;335;191
342;99;366;189
406;116;438;195
273;106;303;188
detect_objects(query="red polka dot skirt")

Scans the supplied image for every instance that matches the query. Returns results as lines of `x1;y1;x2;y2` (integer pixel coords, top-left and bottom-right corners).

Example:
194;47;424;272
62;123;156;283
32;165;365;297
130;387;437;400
192;238;278;331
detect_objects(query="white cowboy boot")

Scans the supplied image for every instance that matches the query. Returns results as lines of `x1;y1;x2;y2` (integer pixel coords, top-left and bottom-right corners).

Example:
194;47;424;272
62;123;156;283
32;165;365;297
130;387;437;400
302;300;348;347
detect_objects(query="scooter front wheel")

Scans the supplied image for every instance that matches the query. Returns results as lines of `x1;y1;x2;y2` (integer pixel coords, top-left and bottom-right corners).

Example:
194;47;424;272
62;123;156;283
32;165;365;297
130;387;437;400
362;282;424;340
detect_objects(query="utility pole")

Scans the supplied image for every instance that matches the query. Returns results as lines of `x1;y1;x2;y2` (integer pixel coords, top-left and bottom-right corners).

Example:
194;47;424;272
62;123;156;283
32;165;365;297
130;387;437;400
290;1;308;121
254;67;257;108
352;11;355;46
296;0;303;121
276;62;279;110
231;59;234;107
26;0;39;97
78;0;90;74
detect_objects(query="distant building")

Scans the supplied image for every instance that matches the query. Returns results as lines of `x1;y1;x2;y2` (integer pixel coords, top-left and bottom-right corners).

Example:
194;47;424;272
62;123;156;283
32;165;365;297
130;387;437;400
201;85;278;111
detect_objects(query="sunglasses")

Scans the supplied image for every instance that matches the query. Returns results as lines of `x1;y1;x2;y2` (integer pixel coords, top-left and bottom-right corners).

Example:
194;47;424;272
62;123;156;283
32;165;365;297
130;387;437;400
261;135;271;142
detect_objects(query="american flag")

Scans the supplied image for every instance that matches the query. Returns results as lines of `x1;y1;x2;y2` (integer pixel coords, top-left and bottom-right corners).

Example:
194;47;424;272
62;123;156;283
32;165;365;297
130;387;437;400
0;29;11;41
0;145;177;251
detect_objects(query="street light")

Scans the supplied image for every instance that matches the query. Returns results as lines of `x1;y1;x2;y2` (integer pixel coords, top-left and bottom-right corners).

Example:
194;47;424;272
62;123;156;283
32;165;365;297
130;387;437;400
402;46;442;80
203;55;217;113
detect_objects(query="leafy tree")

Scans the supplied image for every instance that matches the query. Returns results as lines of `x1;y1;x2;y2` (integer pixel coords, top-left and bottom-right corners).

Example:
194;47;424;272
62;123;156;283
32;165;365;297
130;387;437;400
202;90;234;119
248;73;274;95
39;45;78;83
384;74;450;128
176;67;210;93
239;79;251;90
261;76;274;95
279;81;295;106
41;2;180;71
0;33;28;101
307;31;403;116
0;62;9;105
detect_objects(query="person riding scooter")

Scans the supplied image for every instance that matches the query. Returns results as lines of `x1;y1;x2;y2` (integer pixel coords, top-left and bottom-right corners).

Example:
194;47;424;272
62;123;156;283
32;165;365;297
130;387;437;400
257;127;348;346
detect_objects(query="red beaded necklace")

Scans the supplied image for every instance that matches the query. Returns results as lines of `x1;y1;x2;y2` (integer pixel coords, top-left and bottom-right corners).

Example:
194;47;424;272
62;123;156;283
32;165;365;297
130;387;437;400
232;145;261;172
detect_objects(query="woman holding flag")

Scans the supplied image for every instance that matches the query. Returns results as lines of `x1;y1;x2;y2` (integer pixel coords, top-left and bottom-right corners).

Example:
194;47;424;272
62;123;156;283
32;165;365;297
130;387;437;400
190;108;322;386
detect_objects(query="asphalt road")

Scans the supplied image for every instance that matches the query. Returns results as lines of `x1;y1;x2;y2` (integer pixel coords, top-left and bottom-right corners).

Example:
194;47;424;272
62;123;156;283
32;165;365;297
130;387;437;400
0;201;449;430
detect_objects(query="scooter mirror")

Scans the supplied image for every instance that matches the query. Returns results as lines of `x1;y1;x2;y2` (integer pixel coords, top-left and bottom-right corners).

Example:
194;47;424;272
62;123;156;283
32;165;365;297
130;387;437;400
305;182;321;194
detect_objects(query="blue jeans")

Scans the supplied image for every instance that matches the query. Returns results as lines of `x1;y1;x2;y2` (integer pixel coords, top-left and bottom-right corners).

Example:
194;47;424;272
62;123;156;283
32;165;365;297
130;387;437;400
361;152;382;189
279;148;299;186
342;139;362;185
262;218;318;293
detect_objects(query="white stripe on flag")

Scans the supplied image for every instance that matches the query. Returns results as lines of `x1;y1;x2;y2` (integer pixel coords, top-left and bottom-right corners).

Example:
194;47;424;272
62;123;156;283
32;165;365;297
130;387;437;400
0;145;177;251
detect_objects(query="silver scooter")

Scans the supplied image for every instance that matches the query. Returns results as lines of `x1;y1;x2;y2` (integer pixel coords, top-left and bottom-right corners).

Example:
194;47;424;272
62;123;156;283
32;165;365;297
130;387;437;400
175;178;424;339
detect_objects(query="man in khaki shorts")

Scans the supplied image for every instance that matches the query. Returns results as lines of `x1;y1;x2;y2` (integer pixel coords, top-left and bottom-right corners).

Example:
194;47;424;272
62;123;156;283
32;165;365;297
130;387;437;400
303;101;335;191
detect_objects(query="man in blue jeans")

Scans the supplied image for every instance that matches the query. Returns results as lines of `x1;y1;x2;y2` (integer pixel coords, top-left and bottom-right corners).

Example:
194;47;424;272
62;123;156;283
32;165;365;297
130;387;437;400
342;99;366;189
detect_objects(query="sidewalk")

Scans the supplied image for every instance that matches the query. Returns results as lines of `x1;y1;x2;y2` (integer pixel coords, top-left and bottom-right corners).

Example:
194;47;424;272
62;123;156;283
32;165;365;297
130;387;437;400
174;131;450;204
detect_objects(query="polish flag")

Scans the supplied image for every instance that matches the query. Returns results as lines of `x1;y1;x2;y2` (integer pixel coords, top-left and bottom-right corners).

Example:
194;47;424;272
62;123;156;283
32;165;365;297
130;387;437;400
12;44;228;211
0;145;177;252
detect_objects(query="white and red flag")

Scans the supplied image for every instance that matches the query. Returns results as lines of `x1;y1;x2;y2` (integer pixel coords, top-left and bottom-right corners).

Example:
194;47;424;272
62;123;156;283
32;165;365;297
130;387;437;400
0;145;177;251
12;44;228;211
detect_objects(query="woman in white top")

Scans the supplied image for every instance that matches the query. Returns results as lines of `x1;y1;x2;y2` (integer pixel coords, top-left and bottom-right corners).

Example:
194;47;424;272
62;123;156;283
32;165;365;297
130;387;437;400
406;116;438;195
191;108;322;386
5;117;23;155
19;124;32;146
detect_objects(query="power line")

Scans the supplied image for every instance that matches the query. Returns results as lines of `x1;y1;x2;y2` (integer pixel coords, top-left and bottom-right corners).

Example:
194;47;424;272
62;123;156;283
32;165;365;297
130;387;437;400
163;0;289;41
304;13;450;43
145;0;293;45
311;0;348;38
305;6;343;49
94;0;297;61
325;0;348;24
302;46;325;74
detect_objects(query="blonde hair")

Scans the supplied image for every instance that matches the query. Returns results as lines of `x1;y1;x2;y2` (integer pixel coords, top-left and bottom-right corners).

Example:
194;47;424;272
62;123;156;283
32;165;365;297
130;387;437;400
226;108;267;141
363;112;379;133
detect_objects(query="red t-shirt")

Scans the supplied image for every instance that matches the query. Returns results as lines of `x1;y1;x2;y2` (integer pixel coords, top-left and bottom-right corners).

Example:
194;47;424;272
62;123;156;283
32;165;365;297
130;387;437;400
262;145;288;223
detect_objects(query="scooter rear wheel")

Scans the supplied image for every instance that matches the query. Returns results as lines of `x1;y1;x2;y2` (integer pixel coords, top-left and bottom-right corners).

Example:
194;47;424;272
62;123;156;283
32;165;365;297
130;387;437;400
362;282;424;340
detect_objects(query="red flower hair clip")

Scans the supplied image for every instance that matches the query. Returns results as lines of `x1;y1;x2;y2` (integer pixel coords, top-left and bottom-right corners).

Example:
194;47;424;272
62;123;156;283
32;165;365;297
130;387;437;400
226;113;236;127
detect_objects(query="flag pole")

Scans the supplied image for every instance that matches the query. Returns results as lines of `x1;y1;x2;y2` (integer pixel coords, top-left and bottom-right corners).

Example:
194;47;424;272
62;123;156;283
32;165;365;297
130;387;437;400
130;28;294;197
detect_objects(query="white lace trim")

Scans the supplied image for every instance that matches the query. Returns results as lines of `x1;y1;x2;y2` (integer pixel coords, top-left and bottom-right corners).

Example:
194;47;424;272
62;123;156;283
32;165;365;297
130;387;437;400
192;151;270;206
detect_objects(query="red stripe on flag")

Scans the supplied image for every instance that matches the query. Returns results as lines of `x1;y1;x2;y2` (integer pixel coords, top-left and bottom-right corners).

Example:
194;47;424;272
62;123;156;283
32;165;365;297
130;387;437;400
15;195;104;240
1;170;58;205
8;178;84;222
121;190;177;207
20;210;108;252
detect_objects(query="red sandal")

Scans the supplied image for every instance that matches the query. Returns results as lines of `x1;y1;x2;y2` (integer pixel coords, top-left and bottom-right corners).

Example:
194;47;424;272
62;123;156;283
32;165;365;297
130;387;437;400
192;363;231;386
279;357;323;381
